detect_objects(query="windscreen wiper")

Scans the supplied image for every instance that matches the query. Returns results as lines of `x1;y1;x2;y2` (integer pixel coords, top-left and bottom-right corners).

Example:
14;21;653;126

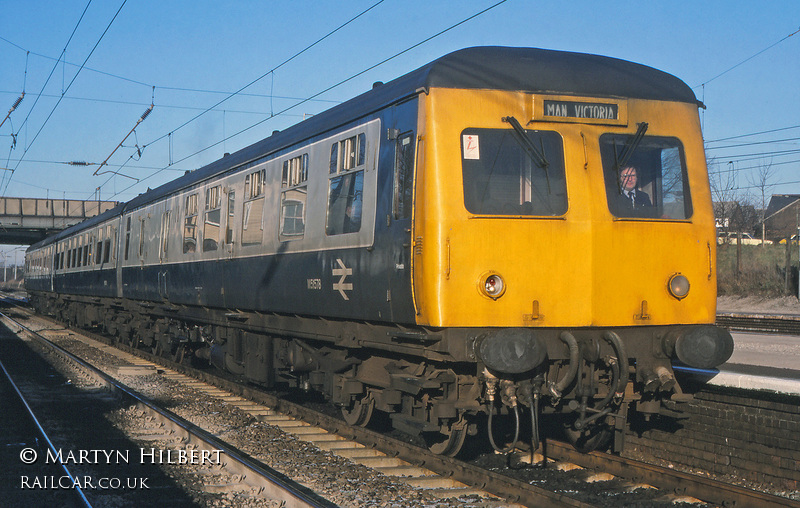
614;122;649;193
502;116;550;192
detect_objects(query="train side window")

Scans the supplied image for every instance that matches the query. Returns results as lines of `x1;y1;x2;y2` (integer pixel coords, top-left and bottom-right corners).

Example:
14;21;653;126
280;154;308;241
96;237;103;265
160;211;171;259
203;186;222;251
124;217;132;261
327;134;366;235
225;191;235;244
326;171;363;235
394;132;415;219
600;134;692;220
138;218;146;259
183;193;198;253
329;143;338;174
242;169;265;246
104;225;113;263
112;227;118;261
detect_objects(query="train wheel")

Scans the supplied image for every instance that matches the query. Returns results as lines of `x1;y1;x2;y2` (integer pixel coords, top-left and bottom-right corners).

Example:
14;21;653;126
424;416;468;457
564;422;612;453
341;394;375;427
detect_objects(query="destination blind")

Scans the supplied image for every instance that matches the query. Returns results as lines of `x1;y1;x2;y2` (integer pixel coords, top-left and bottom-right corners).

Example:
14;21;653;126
543;100;619;121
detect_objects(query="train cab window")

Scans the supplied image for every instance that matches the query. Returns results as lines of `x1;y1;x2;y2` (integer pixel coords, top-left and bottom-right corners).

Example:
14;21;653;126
461;128;567;216
184;193;199;253
600;134;692;220
327;134;365;235
242;169;266;246
394;132;415;219
203;186;222;251
280;154;308;241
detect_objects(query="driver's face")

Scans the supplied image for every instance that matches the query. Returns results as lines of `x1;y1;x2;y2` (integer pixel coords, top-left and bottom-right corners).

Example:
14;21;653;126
620;167;637;191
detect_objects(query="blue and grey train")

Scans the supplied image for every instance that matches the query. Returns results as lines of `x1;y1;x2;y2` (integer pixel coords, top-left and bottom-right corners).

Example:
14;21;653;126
26;47;733;455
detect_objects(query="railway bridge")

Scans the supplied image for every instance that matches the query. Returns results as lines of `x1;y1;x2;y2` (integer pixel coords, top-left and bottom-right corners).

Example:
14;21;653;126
0;197;118;245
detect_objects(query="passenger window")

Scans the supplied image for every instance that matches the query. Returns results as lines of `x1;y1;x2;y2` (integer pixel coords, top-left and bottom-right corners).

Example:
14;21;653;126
242;169;265;246
280;154;308;241
327;134;366;235
160;211;171;259
183;193;198;253
461;128;567;215
124;217;131;261
600;134;692;219
225;191;235;244
139;218;146;259
112;227;118;261
394;132;415;219
326;172;363;235
203;186;221;251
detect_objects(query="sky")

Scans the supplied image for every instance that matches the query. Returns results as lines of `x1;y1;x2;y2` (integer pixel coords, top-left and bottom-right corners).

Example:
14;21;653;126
0;0;799;262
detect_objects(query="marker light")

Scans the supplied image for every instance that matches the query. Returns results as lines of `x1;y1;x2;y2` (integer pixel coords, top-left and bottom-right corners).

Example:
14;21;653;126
668;273;690;300
480;272;506;300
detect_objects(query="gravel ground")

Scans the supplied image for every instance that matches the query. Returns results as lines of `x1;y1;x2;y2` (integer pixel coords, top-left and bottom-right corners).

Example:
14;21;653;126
717;295;800;315
84;362;485;507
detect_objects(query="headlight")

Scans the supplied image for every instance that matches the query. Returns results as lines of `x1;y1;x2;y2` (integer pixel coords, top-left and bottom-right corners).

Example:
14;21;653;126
479;272;506;300
668;273;690;300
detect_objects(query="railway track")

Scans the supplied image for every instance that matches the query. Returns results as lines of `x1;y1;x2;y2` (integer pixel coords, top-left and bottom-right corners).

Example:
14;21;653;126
0;355;89;507
0;308;336;508
3;295;797;507
717;312;800;335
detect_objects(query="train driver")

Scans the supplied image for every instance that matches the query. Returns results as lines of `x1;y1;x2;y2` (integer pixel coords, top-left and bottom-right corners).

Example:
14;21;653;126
619;166;652;210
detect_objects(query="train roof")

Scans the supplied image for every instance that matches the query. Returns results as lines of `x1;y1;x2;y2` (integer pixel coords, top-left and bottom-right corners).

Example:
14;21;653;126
29;47;697;251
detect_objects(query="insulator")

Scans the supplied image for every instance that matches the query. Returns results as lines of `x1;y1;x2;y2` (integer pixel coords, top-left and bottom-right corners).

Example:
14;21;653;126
11;93;24;111
140;106;153;121
68;161;90;166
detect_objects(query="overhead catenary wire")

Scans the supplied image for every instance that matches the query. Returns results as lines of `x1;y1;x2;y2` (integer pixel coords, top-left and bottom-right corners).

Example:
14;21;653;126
705;124;800;143
705;136;800;151
105;0;510;202
695;26;800;89
93;103;153;177
87;0;389;200
3;0;129;195
142;0;387;154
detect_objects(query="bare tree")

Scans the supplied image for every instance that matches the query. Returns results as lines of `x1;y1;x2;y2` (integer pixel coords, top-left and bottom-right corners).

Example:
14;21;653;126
708;155;741;238
746;159;778;245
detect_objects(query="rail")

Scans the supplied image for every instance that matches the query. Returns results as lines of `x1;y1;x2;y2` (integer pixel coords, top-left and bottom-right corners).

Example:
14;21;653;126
0;357;93;507
0;310;335;508
717;312;800;335
542;440;800;508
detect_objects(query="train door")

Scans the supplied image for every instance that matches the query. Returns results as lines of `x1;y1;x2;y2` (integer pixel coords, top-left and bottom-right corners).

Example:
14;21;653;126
158;210;170;299
387;128;416;320
49;245;55;292
224;187;236;259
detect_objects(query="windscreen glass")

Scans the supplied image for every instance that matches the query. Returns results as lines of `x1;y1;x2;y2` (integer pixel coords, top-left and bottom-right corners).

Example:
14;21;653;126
601;134;692;220
461;128;566;216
